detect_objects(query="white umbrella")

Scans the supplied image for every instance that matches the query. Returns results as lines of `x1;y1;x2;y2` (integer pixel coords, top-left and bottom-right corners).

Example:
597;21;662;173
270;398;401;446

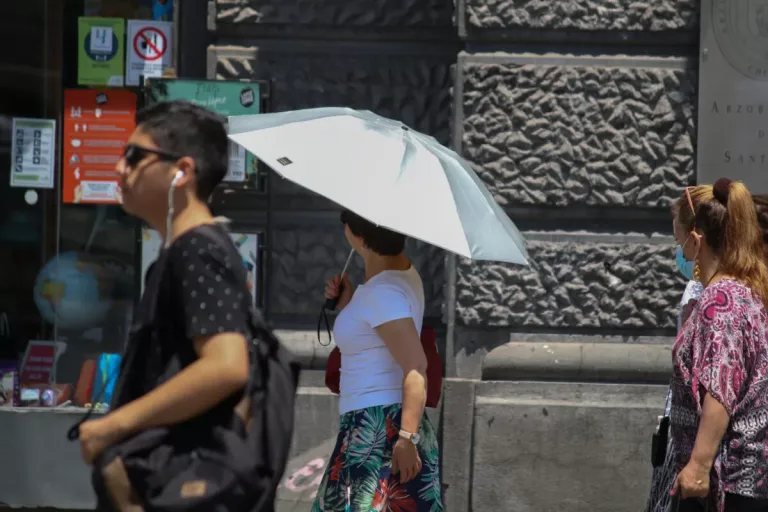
228;107;528;265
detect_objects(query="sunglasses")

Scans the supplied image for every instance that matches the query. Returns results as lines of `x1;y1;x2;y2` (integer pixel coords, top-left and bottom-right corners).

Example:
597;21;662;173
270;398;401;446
123;143;182;170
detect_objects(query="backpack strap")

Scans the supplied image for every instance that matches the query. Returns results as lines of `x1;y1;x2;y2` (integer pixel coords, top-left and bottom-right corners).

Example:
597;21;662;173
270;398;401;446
68;250;172;441
193;223;271;385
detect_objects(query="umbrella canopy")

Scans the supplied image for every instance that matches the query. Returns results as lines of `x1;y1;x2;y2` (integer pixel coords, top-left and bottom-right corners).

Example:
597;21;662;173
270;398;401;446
228;107;527;265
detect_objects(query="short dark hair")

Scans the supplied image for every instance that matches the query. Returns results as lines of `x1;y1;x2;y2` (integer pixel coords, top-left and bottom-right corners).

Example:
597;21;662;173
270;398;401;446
341;209;406;256
136;100;228;200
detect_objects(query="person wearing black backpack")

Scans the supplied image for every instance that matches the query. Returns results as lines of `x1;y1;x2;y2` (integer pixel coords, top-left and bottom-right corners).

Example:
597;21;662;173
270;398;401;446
71;100;299;511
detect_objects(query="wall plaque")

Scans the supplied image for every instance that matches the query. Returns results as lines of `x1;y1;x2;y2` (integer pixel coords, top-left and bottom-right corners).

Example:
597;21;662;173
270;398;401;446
698;0;768;193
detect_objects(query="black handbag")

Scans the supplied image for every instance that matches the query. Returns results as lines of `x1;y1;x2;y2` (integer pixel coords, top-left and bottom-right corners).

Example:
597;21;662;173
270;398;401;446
651;387;672;468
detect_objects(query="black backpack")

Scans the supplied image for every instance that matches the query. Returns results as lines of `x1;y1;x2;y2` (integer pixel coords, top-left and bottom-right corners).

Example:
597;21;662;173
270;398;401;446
77;224;300;511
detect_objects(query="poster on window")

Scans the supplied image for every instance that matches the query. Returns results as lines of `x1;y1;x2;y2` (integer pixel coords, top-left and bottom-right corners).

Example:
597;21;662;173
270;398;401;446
10;118;56;189
62;89;137;204
77;17;125;87
140;227;260;307
145;79;261;183
125;20;173;86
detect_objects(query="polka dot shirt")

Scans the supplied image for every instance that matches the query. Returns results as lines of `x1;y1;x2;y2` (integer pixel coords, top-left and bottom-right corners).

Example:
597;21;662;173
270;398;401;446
167;225;250;341
119;224;252;405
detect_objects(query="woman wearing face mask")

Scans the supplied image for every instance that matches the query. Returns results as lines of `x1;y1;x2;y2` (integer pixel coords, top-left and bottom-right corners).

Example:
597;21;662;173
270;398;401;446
645;232;705;512
645;194;768;512
669;179;768;511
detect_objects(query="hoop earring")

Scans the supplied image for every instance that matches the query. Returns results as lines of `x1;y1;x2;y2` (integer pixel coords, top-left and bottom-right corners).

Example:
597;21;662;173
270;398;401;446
693;262;701;282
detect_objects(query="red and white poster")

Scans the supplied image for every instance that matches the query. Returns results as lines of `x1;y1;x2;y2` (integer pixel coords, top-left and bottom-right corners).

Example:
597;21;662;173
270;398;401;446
62;89;136;204
20;341;58;385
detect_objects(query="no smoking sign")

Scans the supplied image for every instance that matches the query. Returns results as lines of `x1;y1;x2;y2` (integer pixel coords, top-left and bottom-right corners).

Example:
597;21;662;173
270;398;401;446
126;20;172;86
134;27;166;61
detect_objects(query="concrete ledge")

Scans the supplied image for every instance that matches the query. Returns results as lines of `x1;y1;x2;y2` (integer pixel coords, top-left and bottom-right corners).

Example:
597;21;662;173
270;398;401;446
471;381;666;512
440;379;477;512
275;329;335;370
482;342;672;383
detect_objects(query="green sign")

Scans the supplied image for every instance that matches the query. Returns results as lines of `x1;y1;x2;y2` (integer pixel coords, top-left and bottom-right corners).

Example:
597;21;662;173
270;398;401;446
148;79;261;182
78;17;125;87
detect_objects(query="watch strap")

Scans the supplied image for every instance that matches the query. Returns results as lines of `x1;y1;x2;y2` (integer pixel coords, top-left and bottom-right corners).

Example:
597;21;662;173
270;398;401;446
398;429;414;440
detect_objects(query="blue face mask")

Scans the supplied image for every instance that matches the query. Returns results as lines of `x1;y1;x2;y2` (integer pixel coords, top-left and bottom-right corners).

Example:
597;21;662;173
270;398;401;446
675;243;695;281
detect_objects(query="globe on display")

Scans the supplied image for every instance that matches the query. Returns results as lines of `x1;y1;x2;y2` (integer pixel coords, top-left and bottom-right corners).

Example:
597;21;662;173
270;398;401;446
33;251;115;331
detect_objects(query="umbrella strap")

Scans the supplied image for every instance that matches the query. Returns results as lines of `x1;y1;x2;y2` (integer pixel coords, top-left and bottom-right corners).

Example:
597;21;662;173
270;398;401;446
316;307;332;347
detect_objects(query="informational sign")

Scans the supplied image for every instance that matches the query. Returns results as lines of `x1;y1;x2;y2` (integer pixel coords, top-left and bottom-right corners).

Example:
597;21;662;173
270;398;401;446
126;20;172;86
10;118;56;189
62;89;137;204
20;341;59;385
698;0;768;192
147;79;261;182
140;227;261;307
78;17;125;86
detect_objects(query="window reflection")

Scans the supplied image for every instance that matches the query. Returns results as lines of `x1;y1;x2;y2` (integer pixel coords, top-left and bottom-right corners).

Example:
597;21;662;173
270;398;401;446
0;149;43;361
48;204;136;387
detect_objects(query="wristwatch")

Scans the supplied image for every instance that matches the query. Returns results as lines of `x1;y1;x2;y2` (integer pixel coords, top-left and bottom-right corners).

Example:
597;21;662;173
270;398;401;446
399;429;421;445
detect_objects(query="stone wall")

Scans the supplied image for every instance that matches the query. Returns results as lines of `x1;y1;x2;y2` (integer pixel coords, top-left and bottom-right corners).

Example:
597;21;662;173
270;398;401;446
450;3;700;383
444;1;700;510
460;56;696;207
459;0;697;33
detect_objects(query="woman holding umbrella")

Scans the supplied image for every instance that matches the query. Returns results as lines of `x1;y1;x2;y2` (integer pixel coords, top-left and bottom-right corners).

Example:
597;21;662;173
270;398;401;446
312;209;442;512
226;107;529;509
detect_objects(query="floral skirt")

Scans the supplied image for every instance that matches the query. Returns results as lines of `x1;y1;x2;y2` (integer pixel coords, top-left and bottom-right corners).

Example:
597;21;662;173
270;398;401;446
311;403;443;512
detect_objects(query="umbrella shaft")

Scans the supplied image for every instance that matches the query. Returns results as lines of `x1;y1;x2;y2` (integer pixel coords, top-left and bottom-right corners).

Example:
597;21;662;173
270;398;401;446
340;249;355;277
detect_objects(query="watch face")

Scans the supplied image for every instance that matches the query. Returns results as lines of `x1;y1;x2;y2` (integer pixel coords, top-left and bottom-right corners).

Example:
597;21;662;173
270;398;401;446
411;432;421;445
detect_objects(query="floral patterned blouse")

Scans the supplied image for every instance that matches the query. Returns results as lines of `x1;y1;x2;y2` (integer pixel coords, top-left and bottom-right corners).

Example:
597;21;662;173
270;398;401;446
671;279;768;509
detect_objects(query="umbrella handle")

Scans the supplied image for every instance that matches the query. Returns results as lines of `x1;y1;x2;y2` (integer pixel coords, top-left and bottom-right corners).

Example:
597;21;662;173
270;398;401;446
323;249;355;311
323;287;342;311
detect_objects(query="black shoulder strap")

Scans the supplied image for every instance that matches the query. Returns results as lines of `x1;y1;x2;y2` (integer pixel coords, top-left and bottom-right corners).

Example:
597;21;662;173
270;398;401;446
194;223;265;338
68;248;172;441
195;224;265;395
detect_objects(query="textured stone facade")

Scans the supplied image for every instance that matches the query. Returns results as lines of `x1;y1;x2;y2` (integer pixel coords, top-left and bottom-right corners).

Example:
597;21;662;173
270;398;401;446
212;46;454;144
460;0;697;32
211;44;452;319
460;56;697;207
271;228;445;317
456;238;683;329
215;0;453;27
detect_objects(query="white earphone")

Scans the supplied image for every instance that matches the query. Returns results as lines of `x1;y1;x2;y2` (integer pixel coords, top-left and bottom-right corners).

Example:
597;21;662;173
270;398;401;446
171;170;184;188
165;171;184;248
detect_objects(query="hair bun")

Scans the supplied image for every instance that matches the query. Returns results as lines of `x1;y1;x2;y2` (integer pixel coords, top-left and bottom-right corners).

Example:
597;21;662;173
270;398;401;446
713;178;732;205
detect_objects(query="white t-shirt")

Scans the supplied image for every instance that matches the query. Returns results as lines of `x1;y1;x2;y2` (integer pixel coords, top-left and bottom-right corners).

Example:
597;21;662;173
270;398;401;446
677;279;704;331
333;266;425;414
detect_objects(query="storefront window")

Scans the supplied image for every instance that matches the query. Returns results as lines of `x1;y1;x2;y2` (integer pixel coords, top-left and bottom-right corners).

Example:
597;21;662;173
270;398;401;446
0;140;45;362
0;0;58;408
48;204;137;387
0;0;143;410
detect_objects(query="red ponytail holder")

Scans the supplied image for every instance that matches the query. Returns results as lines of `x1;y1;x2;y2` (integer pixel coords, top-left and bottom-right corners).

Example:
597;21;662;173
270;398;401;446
713;178;732;205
